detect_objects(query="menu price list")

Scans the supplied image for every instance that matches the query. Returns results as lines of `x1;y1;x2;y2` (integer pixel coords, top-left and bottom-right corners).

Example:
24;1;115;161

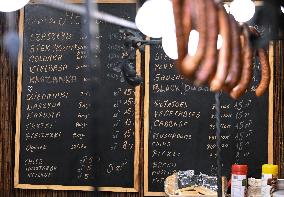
19;4;137;188
147;44;268;192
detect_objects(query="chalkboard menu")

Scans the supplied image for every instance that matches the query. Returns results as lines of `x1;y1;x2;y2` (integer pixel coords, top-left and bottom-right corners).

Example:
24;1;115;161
15;1;140;192
144;44;273;195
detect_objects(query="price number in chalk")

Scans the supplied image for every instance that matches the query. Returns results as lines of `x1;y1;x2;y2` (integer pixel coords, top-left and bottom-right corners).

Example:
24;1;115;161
233;99;252;111
235;120;253;130
106;160;128;174
77;156;95;180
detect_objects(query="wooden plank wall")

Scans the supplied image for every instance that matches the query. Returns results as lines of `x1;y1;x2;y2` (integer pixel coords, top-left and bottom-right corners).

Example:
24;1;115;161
0;11;283;197
273;40;284;178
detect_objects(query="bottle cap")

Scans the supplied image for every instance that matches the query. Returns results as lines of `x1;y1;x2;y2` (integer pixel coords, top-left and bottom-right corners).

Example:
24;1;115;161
232;164;248;175
262;164;278;176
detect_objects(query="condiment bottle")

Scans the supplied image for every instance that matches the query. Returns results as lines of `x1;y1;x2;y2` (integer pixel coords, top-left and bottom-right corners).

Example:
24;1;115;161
262;164;278;197
231;164;248;197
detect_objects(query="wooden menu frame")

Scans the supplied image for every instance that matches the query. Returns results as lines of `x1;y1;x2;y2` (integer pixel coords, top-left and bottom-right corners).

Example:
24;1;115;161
143;42;274;196
14;0;140;192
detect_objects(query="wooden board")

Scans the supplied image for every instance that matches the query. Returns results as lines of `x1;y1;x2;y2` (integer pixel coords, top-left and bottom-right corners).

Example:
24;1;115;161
15;1;139;192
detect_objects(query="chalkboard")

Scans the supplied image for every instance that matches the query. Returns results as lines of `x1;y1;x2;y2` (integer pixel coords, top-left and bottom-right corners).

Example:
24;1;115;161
144;43;273;195
15;0;140;192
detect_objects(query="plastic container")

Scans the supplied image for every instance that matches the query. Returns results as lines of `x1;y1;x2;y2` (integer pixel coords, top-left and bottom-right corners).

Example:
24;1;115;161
261;164;278;197
231;164;248;197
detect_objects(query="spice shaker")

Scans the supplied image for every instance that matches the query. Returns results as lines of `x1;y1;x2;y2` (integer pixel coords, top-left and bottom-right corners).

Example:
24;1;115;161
231;164;248;197
262;164;278;197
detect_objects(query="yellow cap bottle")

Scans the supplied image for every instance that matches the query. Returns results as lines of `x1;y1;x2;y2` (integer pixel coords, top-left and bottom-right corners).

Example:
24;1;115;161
262;164;278;197
262;164;278;176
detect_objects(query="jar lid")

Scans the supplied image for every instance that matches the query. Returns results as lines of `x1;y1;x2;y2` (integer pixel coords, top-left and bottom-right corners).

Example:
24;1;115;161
262;164;278;176
232;164;248;174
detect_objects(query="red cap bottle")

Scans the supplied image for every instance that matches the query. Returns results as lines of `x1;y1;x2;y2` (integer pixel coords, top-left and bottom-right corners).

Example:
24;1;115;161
232;164;248;175
231;164;248;197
